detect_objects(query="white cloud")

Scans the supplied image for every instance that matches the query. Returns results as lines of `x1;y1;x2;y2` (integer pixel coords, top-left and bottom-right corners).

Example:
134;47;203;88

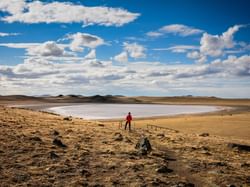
154;45;199;53
147;24;203;37
113;42;146;62
27;41;72;57
146;31;163;37
0;32;20;37
0;1;139;27
114;51;128;63
0;55;250;97
123;42;146;58
68;32;105;52
185;25;247;63
84;49;96;59
0;0;26;14
200;25;243;57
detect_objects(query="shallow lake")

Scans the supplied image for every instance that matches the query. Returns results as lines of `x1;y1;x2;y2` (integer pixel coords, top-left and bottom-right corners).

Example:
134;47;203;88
47;104;219;120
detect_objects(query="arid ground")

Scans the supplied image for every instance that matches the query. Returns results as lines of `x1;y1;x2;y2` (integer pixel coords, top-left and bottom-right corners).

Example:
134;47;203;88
0;95;250;186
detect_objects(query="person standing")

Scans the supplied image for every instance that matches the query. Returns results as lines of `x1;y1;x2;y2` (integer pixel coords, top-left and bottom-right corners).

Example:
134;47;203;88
125;112;132;131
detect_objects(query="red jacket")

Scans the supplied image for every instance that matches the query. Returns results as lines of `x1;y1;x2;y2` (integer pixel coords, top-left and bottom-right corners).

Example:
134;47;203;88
126;114;132;122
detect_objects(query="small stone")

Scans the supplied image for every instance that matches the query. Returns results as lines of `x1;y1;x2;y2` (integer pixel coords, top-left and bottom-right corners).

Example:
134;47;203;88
114;133;123;141
53;138;67;148
63;117;72;121
199;133;209;137
98;124;105;127
81;169;91;177
49;151;59;159
156;133;165;138
53;130;59;136
156;165;173;173
29;136;42;142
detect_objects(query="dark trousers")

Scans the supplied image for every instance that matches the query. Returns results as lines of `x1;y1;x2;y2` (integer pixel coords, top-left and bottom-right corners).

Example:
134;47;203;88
125;121;131;130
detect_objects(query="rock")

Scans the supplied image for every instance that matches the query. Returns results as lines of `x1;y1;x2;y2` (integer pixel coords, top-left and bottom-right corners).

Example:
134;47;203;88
53;130;59;136
63;117;72;121
29;136;42;142
173;182;195;187
228;143;250;152
135;137;152;155
124;137;132;143
156;133;165;138
53;138;67;148
156;165;173;173
241;162;250;168
114;133;123;141
81;169;91;177
49;151;59;159
98;123;105;127
199;133;209;137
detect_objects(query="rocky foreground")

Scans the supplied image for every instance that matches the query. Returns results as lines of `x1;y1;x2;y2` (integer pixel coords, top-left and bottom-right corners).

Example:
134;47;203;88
0;106;250;186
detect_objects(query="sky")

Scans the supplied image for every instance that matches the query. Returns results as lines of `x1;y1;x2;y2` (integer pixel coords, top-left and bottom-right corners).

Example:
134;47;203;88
0;0;250;98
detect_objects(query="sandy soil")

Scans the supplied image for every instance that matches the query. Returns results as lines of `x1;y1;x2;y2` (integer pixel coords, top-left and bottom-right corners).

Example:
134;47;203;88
0;96;250;186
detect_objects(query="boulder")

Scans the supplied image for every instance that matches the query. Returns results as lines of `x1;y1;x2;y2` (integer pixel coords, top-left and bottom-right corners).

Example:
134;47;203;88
135;137;152;155
114;133;123;141
228;143;250;152
53;138;67;148
156;165;173;173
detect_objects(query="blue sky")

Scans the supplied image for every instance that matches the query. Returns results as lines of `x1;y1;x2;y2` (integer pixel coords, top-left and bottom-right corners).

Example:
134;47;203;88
0;0;250;97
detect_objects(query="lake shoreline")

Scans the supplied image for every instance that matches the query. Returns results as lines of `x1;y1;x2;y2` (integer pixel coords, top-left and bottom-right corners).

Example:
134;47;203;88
9;103;227;120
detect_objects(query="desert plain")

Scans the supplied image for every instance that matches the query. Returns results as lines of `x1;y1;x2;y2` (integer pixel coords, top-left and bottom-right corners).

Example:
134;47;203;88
0;95;250;186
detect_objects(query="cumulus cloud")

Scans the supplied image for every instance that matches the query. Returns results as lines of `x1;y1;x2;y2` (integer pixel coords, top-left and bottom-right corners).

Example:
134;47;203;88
200;25;243;57
113;42;146;62
0;0;139;26
113;51;128;63
123;42;146;58
27;41;72;57
147;24;203;37
0;55;250;97
0;41;72;57
67;32;105;52
185;25;247;63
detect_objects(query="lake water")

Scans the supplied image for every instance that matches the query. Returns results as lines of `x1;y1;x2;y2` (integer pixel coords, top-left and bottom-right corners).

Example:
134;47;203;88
47;104;219;120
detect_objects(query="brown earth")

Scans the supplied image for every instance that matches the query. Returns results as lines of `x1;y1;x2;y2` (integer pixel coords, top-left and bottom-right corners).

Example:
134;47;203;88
0;96;250;186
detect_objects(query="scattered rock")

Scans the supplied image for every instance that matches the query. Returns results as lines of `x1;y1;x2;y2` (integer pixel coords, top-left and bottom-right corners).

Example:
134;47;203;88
53;138;67;148
49;151;59;159
228;143;250;152
156;165;173;173
172;182;195;187
156;133;165;138
131;164;144;172
199;133;209;137
135;137;152;155
81;169;91;177
29;136;42;142
53;130;59;136
63;117;72;121
114;133;123;141
124;137;132;143
241;162;250;168
208;161;227;167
